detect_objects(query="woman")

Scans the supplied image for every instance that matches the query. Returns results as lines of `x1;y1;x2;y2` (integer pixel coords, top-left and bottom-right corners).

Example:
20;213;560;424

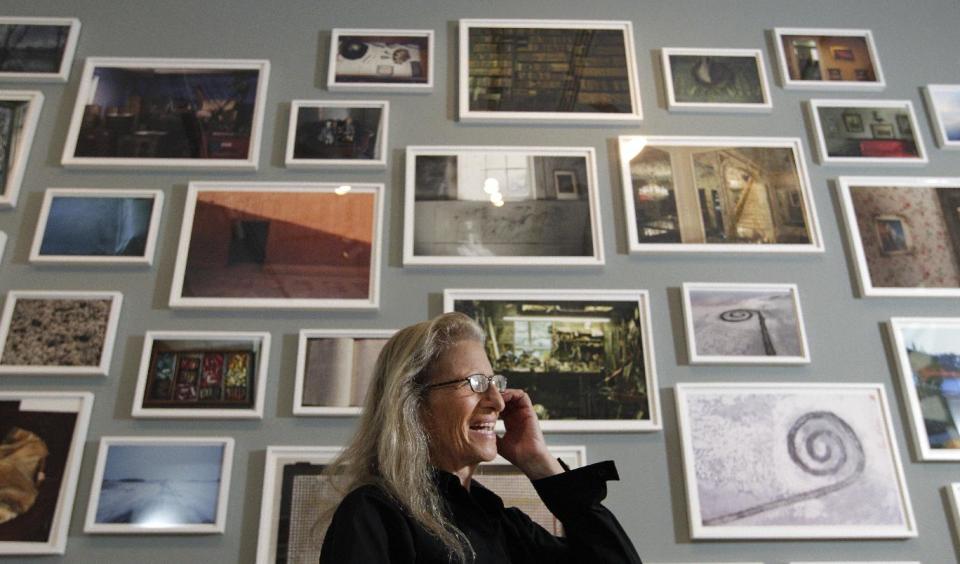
318;312;642;563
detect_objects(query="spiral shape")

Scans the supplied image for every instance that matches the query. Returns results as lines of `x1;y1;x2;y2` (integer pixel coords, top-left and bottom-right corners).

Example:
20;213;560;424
719;309;755;323
787;411;865;477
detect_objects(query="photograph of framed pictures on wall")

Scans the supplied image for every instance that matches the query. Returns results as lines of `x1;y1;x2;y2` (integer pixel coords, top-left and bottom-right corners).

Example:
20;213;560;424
0;90;43;208
459;19;642;122
681;282;810;365
617;136;823;253
675;382;916;539
445;289;659;432
807;99;927;164
0;17;80;82
923;84;960;149
61;58;270;169
169;182;383;309
84;436;234;534
771;27;885;90
0;391;93;555
131;331;269;419
836;176;960;297
293;329;394;416
29;188;163;265
661;48;772;112
327;29;433;91
285;100;388;168
0;290;122;376
404;146;603;266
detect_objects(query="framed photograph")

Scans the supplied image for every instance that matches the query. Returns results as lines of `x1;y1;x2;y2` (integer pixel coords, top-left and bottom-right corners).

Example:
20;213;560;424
84;436;234;534
404;146;603;266
327;29;433;91
170;182;383;309
294;329;394;416
949;484;960;539
661;48;772;113
285;100;388;168
459;19;642;122
0;90;43;208
61;57;270;169
836;176;960;297
842;110;864;133
0;17;80;82
131;331;270;419
675;383;917;539
681;282;810;365
618;136;824;253
29;188;163;265
445;289;660;432
0;290;122;376
772;28;885;90
0;391;93;555
254;445;585;563
807;99;927;164
0;231;6;263
923;84;960;149
888;317;960;461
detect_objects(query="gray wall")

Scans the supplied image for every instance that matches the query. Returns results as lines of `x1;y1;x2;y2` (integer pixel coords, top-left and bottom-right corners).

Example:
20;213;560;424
3;0;960;562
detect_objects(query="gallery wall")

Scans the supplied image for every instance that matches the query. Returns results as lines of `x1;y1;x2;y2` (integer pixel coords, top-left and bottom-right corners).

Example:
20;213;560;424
3;0;960;562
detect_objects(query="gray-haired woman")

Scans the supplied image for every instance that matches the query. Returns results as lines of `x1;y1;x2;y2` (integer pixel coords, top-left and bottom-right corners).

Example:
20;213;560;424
318;312;642;563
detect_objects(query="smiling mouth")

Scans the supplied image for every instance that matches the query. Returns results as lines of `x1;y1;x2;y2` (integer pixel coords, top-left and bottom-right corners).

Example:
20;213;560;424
469;422;495;435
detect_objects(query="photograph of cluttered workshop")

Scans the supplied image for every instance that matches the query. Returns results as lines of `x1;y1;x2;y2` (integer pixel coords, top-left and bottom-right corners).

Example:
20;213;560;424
661;48;771;112
923;84;960;149
0;90;42;208
286;100;388;167
772;27;884;90
807;99;926;164
327;29;433;91
0;17;80;81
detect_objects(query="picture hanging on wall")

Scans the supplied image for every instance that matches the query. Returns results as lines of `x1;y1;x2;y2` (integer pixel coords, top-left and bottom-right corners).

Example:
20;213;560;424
806;99;927;164
923;84;960;149
0;391;93;555
836;176;960;297
0;17;80;82
681;282;810;365
660;48;772;112
254;445;585;564
327;29;433;91
293;329;394;416
29;188;163;265
948;484;960;541
404;146;603;266
888;317;960;461
84;436;234;534
771;27;885;90
61;58;270;169
445;289;659;432
0;290;122;376
617;136;824;253
0;90;43;208
285;100;388;168
131;331;270;419
459;19;642;122
169;182;383;309
0;231;6;263
675;382;917;539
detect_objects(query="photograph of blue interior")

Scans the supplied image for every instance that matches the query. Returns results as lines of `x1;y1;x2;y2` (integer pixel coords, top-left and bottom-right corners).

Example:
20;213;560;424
39;196;154;257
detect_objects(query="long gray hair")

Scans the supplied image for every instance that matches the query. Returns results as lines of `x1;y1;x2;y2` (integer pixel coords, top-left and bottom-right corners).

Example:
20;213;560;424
320;312;486;563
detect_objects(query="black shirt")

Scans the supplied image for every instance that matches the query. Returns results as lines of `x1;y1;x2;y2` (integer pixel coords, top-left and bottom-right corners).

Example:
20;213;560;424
318;460;642;563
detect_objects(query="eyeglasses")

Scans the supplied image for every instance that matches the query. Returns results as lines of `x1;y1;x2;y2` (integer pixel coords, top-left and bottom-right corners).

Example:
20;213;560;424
425;373;507;394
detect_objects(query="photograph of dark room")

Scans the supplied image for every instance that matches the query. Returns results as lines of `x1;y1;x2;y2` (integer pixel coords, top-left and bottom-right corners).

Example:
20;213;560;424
292;105;383;161
0;21;72;74
816;105;921;159
780;33;878;83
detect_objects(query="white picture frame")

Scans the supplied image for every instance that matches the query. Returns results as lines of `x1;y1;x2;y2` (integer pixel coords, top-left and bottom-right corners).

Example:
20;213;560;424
131;330;270;419
285;100;388;168
293;328;395;416
29;188;163;265
0;391;93;555
0;17;81;82
404;145;604;266
327;28;433;92
84;436;234;534
444;288;660;432
0;231;6;264
806;99;927;165
0;90;43;208
169;181;383;310
61;57;270;170
459;19;642;123
771;27;885;91
661;47;772;113
0;290;122;376
836;176;960;297
923;84;960;149
675;382;917;540
618;135;824;253
681;282;810;365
